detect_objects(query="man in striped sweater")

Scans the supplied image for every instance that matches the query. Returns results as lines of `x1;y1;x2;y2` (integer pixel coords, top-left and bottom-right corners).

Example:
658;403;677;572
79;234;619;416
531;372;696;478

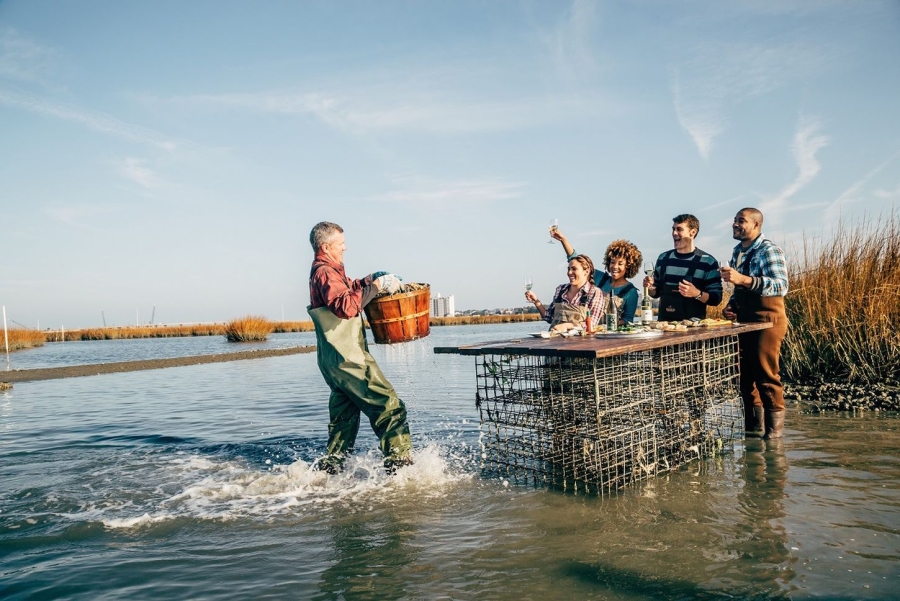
643;214;723;321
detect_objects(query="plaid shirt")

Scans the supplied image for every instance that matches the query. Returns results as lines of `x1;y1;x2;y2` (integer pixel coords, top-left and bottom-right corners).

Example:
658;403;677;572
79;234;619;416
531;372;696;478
543;282;604;328
309;253;373;319
729;234;788;297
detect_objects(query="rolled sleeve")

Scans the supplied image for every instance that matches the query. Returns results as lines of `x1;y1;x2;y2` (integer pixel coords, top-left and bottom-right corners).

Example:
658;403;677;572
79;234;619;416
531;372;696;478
753;245;789;297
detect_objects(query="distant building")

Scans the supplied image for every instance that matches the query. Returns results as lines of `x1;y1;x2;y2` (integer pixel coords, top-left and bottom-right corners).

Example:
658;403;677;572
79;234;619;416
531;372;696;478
431;293;455;317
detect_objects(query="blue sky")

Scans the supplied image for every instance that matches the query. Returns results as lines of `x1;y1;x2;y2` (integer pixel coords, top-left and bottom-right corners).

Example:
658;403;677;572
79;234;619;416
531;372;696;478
2;0;899;329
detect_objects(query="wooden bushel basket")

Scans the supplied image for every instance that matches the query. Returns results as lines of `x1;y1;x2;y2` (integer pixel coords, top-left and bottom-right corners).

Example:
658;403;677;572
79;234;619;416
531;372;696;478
364;284;431;344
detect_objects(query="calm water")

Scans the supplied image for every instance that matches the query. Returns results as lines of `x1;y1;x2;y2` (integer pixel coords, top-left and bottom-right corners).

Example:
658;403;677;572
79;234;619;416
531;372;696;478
2;324;898;600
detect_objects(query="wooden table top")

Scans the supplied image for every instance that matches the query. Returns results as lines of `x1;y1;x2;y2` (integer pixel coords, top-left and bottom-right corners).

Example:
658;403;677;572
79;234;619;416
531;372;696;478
433;322;772;358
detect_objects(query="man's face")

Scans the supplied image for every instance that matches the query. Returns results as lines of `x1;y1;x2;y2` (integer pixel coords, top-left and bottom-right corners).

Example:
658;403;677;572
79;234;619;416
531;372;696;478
672;222;696;252
323;231;346;264
732;211;760;242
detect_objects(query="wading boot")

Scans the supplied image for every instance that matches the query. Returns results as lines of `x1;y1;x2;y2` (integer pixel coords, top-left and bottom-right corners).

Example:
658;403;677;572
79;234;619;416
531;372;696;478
313;455;343;475
384;455;414;475
763;410;785;440
745;406;765;438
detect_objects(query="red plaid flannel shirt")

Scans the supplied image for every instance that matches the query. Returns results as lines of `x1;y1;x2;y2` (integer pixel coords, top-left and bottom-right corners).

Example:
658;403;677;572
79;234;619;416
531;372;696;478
309;253;371;319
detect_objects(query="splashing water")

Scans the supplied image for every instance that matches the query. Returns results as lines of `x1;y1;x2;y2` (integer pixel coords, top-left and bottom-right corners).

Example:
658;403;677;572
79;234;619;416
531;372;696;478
98;445;470;529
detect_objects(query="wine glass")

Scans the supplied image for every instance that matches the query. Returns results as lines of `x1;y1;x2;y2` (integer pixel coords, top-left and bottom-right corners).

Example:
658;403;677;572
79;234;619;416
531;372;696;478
523;276;533;321
547;219;559;243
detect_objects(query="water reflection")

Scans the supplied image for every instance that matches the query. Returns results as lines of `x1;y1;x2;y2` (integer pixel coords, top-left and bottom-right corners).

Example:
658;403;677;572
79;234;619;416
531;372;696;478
314;506;417;600
737;438;796;597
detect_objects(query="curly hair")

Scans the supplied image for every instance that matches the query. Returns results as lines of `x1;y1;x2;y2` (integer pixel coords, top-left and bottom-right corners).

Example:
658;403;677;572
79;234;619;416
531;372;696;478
569;254;595;281
603;240;642;279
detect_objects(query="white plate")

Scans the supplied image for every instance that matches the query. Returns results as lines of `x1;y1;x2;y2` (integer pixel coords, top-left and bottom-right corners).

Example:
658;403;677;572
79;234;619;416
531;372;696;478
594;330;664;339
529;332;551;338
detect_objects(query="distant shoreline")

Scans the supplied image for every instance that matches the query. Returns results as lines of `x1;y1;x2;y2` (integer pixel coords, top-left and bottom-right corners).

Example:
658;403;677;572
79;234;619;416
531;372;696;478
1;345;315;383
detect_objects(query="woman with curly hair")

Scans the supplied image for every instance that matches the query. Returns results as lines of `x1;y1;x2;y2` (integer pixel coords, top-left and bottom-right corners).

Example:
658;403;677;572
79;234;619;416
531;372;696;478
551;229;643;325
600;239;642;324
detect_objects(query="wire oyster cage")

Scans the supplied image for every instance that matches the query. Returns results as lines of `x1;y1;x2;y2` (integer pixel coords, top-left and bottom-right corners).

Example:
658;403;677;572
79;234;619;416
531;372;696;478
474;336;743;495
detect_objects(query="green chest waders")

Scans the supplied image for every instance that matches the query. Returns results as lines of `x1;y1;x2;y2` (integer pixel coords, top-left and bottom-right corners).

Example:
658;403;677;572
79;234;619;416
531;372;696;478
307;305;412;469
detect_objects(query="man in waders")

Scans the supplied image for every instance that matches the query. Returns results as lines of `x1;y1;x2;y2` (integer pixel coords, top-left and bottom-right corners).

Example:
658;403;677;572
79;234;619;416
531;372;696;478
307;221;414;474
642;214;723;321
720;208;789;439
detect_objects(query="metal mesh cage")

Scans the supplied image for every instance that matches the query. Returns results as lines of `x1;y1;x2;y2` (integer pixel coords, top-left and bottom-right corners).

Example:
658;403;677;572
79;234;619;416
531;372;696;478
475;336;743;494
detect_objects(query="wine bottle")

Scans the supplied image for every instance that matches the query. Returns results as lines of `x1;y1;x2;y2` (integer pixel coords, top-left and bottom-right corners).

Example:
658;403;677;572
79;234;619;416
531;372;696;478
641;292;653;323
605;294;618;332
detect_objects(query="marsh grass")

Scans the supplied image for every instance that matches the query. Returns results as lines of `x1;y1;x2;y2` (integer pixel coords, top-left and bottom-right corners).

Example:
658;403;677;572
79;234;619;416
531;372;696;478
64;324;228;340
273;321;314;333
430;314;543;326
784;213;900;383
2;329;46;352
224;315;274;342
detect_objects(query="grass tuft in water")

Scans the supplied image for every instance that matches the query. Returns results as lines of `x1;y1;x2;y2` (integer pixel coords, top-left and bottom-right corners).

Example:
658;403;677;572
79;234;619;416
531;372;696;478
224;315;274;342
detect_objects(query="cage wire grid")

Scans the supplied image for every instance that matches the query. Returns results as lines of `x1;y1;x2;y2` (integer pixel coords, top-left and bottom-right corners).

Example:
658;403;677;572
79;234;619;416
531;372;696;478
474;336;743;494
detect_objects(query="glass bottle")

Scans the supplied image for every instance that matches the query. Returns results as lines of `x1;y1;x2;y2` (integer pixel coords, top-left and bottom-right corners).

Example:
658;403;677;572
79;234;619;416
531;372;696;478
641;292;653;324
605;294;618;332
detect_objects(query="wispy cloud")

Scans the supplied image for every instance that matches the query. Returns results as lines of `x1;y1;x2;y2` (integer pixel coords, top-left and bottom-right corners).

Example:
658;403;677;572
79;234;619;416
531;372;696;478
873;183;900;200
762;116;829;211
699;193;759;213
672;69;725;161
164;87;606;135
371;176;525;203
824;150;900;224
672;40;824;160
118;157;159;189
0;28;61;87
541;0;599;82
0;89;180;151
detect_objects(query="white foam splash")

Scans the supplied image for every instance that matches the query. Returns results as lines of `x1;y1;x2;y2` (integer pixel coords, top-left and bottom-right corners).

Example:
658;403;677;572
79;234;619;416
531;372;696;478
99;444;471;529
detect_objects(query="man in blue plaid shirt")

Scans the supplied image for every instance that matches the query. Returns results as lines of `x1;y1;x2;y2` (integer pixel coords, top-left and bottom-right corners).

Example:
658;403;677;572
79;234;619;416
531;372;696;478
720;208;789;440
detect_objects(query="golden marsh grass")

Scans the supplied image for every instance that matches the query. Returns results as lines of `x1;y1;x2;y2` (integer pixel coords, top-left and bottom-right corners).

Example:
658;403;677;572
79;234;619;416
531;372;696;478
2;329;47;352
783;213;900;383
224;315;275;342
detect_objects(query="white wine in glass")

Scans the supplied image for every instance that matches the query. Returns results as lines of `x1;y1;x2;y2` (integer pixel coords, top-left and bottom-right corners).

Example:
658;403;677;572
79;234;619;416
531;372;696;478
547;219;559;243
524;276;533;291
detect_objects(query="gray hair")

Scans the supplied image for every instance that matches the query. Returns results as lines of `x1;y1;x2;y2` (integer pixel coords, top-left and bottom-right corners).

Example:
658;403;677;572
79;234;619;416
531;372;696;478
309;221;343;252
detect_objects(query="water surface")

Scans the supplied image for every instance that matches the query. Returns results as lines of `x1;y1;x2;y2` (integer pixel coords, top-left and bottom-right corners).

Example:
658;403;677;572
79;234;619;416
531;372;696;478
2;324;898;599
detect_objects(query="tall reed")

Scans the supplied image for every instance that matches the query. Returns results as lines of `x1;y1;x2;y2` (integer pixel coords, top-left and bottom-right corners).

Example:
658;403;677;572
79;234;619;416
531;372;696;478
2;329;46;352
783;213;900;383
224;315;274;342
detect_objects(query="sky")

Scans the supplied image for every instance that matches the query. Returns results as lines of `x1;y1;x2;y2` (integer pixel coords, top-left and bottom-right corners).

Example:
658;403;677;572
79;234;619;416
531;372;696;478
2;0;899;329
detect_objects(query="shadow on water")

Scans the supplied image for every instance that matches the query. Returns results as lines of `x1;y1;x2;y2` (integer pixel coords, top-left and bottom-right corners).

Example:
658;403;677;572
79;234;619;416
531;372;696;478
559;560;789;600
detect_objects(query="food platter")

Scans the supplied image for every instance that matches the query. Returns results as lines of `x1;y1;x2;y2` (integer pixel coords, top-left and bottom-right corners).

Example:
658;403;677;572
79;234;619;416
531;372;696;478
529;332;552;338
594;329;664;339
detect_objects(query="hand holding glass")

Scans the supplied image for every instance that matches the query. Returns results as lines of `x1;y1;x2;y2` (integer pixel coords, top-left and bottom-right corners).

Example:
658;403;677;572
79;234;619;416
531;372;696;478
548;219;558;243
